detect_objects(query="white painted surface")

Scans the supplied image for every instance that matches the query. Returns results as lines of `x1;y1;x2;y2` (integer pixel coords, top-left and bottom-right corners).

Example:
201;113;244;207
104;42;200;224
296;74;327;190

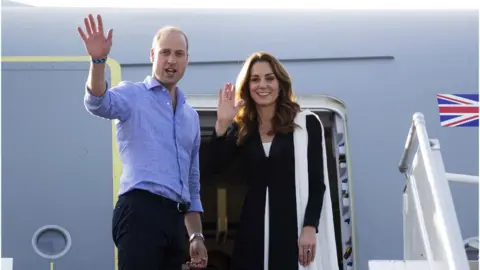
399;113;470;270
369;260;479;270
368;260;438;270
2;258;13;270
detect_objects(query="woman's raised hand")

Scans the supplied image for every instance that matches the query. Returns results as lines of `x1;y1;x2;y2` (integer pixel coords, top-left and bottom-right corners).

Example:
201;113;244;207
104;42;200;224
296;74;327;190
215;83;244;135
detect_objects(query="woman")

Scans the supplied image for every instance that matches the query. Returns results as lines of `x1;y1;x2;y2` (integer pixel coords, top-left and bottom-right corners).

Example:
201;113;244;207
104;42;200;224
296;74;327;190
208;52;327;270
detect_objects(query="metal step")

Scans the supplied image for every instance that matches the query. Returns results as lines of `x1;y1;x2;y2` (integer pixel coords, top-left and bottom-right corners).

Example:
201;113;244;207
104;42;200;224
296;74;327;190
369;260;478;270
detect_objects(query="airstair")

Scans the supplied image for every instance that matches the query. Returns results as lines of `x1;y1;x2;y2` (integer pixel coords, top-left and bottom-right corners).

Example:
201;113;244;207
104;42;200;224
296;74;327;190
369;112;479;270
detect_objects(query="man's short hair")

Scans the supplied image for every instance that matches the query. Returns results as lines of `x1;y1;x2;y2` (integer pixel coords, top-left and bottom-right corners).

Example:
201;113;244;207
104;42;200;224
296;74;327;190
152;26;189;52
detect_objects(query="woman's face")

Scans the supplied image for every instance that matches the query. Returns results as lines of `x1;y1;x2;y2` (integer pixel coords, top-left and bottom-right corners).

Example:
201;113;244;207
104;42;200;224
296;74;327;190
248;61;280;107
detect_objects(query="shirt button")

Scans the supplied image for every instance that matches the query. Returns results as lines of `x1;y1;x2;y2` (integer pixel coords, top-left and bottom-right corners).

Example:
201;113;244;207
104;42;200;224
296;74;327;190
167;102;170;105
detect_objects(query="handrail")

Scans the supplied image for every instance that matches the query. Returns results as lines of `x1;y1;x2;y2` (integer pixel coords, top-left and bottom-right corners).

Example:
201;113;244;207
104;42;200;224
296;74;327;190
398;113;437;174
446;173;479;184
398;112;470;270
398;113;418;174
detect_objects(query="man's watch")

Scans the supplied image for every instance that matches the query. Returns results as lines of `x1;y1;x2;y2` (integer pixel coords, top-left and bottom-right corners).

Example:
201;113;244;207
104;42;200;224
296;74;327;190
189;232;205;243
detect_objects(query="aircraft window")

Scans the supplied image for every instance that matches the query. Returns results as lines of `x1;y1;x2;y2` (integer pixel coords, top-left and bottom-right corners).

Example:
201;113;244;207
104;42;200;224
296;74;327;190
31;225;72;260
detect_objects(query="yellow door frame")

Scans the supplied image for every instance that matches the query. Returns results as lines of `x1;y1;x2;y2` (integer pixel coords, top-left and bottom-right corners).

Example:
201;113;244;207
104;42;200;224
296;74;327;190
1;56;122;270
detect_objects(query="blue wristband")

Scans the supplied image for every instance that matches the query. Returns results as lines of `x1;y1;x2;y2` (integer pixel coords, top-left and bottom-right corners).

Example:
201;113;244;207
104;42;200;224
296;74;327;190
92;57;107;63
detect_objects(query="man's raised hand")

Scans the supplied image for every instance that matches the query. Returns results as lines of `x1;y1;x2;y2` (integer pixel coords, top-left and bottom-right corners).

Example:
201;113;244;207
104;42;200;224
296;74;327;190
77;14;113;59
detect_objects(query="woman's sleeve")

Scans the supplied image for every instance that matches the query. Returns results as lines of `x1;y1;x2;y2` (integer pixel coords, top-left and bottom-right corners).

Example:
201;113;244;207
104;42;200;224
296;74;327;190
207;122;241;176
303;114;327;232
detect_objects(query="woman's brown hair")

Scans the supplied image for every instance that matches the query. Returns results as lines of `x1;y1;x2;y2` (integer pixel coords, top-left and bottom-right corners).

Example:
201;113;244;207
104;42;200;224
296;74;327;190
234;52;300;145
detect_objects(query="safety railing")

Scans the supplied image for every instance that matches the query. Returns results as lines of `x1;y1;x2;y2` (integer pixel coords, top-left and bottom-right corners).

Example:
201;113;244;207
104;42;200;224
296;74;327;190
398;112;470;270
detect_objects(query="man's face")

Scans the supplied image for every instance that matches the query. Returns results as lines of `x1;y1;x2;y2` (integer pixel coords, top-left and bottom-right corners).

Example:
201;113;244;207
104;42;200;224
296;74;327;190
150;31;188;89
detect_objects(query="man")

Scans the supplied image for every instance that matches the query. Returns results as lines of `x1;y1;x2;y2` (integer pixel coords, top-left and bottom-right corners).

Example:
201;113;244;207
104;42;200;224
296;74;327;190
78;14;208;270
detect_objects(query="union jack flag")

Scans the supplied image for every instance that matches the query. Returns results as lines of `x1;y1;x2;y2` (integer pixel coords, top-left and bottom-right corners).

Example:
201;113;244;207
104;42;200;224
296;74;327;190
436;94;479;127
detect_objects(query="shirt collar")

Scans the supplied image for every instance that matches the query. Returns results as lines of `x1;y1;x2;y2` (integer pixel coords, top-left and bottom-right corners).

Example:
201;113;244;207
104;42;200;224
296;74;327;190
143;75;186;104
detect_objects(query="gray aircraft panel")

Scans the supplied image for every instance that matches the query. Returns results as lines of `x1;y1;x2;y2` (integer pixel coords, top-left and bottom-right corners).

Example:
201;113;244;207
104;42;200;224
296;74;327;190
122;57;395;96
1;62;114;270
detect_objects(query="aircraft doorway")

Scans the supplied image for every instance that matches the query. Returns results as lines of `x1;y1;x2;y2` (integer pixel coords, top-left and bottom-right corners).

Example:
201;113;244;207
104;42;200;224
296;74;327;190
186;95;356;270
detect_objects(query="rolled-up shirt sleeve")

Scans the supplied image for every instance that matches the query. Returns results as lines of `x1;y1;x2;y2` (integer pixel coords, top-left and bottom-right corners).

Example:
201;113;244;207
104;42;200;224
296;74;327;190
188;120;204;213
84;81;134;121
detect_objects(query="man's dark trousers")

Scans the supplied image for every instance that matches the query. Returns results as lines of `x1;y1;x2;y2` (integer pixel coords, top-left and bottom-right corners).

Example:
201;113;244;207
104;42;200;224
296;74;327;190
112;189;189;270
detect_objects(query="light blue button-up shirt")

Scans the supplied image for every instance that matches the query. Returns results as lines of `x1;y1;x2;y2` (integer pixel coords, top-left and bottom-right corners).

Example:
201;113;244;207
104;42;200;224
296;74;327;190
84;75;203;212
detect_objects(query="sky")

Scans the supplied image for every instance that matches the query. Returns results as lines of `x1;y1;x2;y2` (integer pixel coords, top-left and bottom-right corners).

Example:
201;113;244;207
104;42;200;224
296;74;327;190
7;0;480;9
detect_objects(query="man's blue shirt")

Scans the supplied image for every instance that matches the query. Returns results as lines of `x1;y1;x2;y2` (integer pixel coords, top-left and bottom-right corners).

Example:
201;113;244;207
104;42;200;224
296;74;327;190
84;75;203;212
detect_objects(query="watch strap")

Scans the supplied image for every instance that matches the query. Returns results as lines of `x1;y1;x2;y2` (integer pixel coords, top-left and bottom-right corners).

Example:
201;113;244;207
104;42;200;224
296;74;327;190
189;232;205;242
92;57;107;64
